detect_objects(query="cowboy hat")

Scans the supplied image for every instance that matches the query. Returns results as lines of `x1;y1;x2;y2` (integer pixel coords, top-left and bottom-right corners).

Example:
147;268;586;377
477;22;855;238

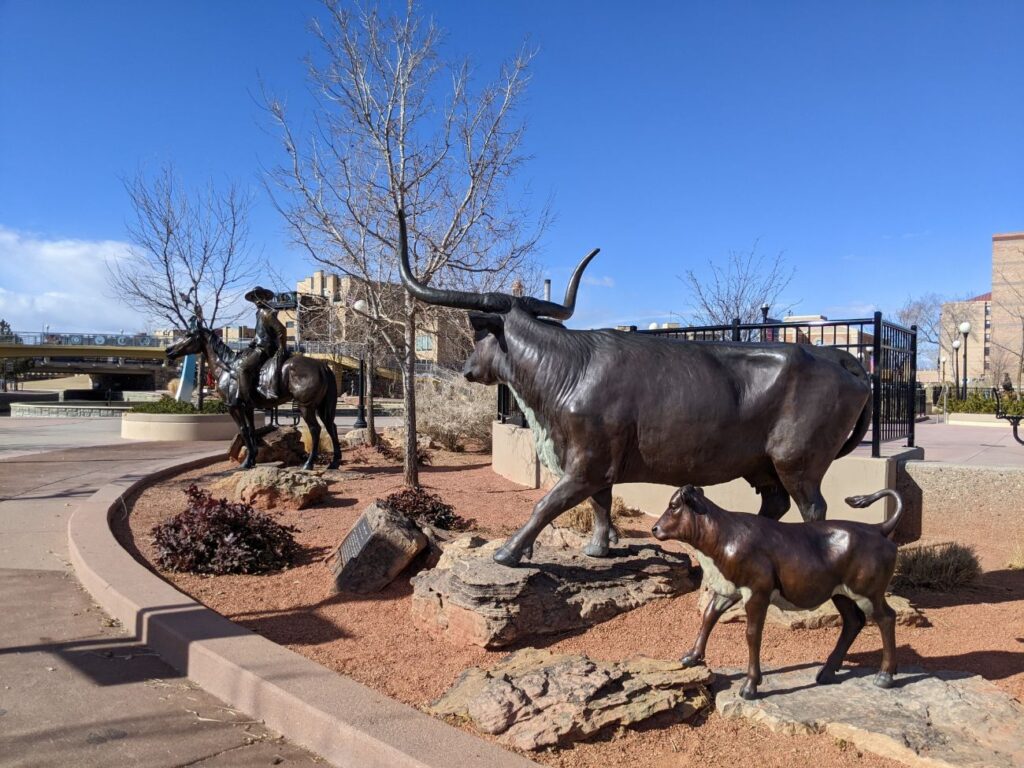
244;286;276;304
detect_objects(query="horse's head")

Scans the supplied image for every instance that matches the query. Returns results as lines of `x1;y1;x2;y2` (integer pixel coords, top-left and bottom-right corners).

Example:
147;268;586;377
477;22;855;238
166;314;205;361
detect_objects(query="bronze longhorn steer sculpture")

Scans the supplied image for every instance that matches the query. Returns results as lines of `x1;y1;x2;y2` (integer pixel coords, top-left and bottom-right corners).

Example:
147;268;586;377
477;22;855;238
166;315;341;471
397;209;871;567
652;485;903;699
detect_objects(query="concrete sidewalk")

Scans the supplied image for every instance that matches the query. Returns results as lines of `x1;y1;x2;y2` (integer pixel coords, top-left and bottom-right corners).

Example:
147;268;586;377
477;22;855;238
0;443;320;767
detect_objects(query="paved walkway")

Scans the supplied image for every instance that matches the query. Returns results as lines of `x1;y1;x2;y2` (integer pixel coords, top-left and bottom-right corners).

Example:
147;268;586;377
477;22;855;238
0;441;321;767
908;418;1024;467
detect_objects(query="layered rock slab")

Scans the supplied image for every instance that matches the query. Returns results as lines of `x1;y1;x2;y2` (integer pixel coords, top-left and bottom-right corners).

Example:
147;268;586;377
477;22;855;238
410;534;697;648
229;426;307;467
430;648;713;750
716;665;1024;768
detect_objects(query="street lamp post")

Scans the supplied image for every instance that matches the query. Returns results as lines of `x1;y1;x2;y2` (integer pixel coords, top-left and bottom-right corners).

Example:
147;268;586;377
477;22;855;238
959;321;971;400
760;303;770;342
951;339;961;399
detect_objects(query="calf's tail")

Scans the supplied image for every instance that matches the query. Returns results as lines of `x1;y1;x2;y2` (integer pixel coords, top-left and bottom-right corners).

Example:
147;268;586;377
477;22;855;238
844;488;904;538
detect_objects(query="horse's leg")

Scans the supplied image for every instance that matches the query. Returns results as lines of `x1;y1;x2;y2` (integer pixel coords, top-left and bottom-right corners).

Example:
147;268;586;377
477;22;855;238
300;404;320;470
242;406;259;469
229;405;252;470
319;386;341;469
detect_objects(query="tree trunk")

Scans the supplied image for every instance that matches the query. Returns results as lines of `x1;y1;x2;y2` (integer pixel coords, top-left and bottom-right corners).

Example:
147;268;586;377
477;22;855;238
365;341;377;447
402;306;419;487
196;354;206;410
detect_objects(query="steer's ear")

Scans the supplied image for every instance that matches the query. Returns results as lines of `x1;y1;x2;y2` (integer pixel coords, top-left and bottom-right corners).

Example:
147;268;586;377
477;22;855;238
469;312;505;340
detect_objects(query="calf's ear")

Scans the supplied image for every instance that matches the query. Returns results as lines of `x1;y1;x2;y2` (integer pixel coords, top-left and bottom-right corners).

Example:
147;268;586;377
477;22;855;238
682;485;706;512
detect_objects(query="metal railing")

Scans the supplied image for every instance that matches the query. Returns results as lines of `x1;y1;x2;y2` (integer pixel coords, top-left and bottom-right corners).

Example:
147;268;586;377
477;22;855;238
1;331;170;348
496;311;917;457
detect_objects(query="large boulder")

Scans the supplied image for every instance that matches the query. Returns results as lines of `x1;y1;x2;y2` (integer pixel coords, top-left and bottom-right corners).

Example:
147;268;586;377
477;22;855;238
429;648;713;750
410;534;698;648
229;426;306;467
716;665;1024;768
212;465;328;510
329;503;429;594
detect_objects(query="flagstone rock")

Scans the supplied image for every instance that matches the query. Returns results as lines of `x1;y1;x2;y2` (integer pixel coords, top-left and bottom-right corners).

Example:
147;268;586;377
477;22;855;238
715;665;1024;768
430;648;713;750
410;534;697;648
229;426;306;467
212;465;328;511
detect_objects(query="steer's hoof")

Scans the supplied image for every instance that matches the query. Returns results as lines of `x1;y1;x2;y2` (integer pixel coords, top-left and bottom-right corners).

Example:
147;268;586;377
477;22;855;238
493;546;521;568
680;652;704;668
584;542;610;558
738;680;759;700
815;667;838;685
874;671;895;689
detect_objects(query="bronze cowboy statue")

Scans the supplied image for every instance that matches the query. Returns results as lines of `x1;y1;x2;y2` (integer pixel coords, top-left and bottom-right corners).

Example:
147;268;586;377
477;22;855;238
166;292;342;470
240;286;289;402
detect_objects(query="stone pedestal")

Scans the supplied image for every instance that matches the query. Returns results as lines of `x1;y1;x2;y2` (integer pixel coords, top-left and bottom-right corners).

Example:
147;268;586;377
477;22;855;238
330;503;428;594
716;666;1024;768
430;648;713;750
410;534;697;648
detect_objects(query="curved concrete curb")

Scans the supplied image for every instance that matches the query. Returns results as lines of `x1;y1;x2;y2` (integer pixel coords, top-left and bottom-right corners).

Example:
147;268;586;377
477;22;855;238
68;451;537;768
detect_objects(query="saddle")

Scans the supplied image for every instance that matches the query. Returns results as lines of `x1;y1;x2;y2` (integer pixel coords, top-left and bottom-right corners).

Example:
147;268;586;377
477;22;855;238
257;350;290;400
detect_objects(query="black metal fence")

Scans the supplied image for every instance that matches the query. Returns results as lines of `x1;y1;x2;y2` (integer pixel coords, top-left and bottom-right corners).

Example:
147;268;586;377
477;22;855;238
497;311;917;457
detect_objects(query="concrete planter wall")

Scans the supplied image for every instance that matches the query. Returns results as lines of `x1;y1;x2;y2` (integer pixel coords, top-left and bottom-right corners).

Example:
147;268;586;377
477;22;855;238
121;412;237;441
945;413;1003;427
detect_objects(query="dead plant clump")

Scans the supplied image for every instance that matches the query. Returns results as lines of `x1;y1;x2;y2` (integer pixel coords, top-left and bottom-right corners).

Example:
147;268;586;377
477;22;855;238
891;542;981;591
1007;540;1024;571
554;497;645;536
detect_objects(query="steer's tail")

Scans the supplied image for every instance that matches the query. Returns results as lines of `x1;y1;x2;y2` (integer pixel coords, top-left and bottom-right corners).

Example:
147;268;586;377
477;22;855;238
844;488;904;538
834;352;872;459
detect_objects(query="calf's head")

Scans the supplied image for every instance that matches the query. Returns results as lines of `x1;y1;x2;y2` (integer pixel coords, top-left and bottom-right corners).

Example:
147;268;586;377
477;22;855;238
394;207;598;385
652;485;708;543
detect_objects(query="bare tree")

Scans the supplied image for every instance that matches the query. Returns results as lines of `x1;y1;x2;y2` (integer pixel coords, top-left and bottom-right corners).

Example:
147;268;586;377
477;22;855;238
107;165;257;405
682;242;794;326
266;1;547;486
895;293;942;369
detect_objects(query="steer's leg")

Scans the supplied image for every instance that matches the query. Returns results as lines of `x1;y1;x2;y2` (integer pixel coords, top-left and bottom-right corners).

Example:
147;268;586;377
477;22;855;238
777;464;828;522
816;594;866;684
682;591;740;667
755;484;791;521
494;475;595;567
585;487;614;557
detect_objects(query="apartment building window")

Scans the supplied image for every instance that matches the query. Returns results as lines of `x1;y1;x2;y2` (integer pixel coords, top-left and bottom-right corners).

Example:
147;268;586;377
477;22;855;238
985;332;992;342
985;319;992;329
985;304;991;315
984;346;991;358
415;334;434;352
286;321;295;329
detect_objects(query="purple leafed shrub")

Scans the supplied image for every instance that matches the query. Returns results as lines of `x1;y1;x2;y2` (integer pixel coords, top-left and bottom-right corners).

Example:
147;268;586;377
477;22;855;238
377;487;473;531
151;485;299;575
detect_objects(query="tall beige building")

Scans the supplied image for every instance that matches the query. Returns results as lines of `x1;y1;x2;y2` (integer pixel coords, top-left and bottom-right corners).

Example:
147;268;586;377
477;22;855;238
938;293;990;384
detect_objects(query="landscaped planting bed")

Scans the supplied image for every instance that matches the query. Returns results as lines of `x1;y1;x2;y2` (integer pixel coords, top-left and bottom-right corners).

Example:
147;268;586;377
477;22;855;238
117;446;1024;768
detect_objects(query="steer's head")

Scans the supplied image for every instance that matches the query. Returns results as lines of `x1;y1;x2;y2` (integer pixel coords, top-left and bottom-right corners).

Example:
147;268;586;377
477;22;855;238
652;485;708;543
396;208;598;386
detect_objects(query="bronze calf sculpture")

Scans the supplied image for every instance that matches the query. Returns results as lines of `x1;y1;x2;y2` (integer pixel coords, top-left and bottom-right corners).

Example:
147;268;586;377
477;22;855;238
652;485;903;700
396;208;872;567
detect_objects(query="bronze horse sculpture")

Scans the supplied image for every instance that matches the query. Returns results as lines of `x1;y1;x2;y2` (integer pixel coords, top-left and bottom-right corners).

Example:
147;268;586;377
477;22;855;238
396;208;871;567
166;315;341;470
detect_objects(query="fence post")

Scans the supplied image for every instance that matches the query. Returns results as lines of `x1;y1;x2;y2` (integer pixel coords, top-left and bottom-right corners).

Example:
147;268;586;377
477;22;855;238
731;317;741;342
908;324;918;448
871;311;883;458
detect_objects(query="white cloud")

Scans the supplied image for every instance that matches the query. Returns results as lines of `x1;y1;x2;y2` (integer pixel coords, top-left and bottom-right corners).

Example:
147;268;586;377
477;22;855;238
0;226;150;333
582;275;616;288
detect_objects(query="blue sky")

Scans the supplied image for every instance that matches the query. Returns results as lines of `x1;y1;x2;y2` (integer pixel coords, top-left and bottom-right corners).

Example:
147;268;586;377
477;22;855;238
1;1;1022;337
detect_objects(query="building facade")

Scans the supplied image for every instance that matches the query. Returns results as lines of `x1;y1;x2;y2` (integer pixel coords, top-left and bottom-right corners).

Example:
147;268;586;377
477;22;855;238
938;293;990;385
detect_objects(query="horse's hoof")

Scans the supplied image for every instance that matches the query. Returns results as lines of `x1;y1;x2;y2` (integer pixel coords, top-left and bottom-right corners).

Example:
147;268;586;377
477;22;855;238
680;652;704;668
874;671;895;689
301;461;315;471
522;544;534;560
738;680;759;700
493;546;521;567
326;461;340;470
584;542;610;558
608;529;620;545
816;667;838;685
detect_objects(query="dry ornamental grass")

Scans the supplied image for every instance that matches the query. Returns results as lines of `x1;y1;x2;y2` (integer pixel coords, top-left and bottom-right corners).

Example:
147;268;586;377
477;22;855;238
892;542;981;591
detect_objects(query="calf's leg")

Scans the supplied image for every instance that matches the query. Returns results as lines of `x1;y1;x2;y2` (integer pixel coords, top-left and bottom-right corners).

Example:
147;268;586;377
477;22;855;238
816;594;866;684
873;595;898;688
682;591;740;667
495;475;595;567
739;593;770;700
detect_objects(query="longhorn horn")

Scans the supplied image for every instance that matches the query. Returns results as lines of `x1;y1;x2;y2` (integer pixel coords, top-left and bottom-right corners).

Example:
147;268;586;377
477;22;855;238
397;208;510;313
396;207;599;321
